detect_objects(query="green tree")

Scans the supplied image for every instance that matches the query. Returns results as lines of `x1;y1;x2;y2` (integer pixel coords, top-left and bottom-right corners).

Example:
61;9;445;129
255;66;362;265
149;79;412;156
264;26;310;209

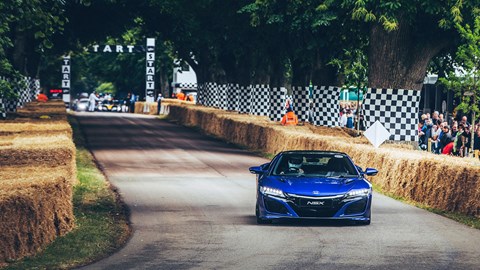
439;9;480;124
342;0;480;90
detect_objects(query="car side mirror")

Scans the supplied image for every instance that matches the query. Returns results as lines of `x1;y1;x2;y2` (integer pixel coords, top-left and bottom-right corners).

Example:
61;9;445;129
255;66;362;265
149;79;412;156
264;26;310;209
249;166;266;174
365;168;378;176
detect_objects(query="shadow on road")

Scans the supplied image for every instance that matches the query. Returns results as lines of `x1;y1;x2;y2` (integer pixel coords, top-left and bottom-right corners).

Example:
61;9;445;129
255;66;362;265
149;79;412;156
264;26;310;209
238;215;363;227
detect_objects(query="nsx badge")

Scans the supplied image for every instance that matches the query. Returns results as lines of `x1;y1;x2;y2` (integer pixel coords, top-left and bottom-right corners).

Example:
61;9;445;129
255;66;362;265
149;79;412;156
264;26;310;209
307;201;325;206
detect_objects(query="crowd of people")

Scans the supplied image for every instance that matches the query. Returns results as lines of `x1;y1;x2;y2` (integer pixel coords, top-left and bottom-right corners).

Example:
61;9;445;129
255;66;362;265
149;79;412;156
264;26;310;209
418;111;480;157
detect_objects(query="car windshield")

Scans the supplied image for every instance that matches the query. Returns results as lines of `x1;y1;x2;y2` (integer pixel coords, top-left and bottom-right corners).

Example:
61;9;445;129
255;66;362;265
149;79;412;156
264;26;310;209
271;153;359;178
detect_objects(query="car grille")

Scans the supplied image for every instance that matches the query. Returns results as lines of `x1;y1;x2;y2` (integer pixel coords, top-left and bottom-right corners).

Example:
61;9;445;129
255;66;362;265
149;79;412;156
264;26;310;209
286;194;344;218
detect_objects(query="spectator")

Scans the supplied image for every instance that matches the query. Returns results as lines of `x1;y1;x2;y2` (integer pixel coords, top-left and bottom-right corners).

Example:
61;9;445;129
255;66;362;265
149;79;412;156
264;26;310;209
418;120;427;150
438;113;445;124
157;93;163;115
439;125;452;153
281;106;298;126
462;125;472;157
130;92;136;113
474;125;480;158
339;108;347;127
453;124;465;156
432;111;441;126
460;115;470;127
37;92;48;102
431;124;441;154
88;91;99;112
346;109;354;128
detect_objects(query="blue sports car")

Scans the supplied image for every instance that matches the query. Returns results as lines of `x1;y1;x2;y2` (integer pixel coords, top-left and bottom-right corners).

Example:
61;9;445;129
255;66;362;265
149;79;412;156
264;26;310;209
249;150;378;225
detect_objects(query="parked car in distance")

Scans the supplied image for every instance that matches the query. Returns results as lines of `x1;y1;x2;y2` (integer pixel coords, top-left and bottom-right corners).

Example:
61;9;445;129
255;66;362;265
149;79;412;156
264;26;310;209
250;150;378;225
98;99;122;112
73;98;89;112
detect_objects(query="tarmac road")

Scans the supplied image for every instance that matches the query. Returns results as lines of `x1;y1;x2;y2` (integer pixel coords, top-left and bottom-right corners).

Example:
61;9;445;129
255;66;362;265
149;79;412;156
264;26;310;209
75;112;480;270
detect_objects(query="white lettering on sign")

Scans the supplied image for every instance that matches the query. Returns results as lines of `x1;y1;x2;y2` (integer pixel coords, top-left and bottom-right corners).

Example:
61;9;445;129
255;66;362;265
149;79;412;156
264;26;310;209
103;45;112;53
127;45;134;53
62;66;70;73
63;73;70;80
92;45;99;52
63;59;70;65
146;82;155;90
146;75;154;81
116;45;123;52
62;80;70;88
146;61;154;67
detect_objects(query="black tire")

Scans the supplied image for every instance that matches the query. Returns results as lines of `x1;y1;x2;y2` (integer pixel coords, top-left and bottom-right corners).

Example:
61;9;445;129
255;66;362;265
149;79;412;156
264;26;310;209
256;204;271;224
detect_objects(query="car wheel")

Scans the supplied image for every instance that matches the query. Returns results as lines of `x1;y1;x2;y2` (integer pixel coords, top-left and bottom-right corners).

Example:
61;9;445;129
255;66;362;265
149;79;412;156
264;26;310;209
256;204;271;224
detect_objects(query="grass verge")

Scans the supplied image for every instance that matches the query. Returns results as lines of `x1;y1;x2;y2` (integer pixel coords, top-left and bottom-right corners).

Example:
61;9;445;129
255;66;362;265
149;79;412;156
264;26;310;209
371;183;480;230
3;116;131;270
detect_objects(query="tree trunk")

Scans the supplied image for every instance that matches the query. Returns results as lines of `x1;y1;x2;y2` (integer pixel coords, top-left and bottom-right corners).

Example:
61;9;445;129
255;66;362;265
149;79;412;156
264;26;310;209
368;17;452;90
12;26;28;75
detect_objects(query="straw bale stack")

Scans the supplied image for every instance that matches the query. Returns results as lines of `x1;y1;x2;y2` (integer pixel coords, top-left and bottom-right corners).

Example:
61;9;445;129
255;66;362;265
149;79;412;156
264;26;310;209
134;102;158;115
0;165;74;262
0;121;72;137
168;103;480;217
0;134;75;167
0;99;76;263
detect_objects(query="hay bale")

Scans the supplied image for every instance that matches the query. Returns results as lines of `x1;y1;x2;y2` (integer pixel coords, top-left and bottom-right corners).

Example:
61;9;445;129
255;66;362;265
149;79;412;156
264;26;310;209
0;165;75;262
0;134;75;167
0;122;72;137
168;103;480;217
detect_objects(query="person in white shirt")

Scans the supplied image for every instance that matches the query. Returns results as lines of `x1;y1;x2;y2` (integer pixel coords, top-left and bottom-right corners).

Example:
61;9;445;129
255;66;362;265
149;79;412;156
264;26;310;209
88;91;99;112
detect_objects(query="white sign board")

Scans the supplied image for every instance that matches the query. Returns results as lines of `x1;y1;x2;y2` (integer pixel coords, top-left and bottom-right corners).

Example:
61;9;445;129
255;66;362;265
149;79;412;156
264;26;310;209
364;120;391;148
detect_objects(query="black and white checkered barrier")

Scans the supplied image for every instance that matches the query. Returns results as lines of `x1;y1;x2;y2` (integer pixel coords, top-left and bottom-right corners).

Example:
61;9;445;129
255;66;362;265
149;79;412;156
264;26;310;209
0;76;41;119
204;82;217;107
177;82;197;89
292;86;310;122
311;86;341;127
237;85;251;114
362;88;421;141
217;84;228;110
197;83;206;105
227;83;239;111
250;84;270;116
269;87;287;121
0;98;5;119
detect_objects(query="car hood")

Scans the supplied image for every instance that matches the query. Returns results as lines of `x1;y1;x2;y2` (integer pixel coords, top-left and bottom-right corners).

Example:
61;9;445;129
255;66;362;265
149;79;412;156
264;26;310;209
264;175;368;196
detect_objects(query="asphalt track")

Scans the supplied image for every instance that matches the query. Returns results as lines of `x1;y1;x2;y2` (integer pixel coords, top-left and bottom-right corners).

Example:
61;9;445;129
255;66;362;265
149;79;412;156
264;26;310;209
75;112;480;270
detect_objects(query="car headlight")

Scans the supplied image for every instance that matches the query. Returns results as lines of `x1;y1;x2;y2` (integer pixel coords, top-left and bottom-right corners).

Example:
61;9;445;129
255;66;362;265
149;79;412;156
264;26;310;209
260;186;285;198
346;188;371;198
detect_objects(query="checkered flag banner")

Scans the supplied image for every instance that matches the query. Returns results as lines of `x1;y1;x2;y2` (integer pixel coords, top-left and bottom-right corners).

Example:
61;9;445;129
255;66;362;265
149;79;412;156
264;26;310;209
269;87;287;121
292;86;310;122
311;86;341;127
217;84;228;110
197;82;206;105
178;82;197;89
250;84;270;116
362;88;421;141
237;85;251;114
204;82;218;107
227;83;239;111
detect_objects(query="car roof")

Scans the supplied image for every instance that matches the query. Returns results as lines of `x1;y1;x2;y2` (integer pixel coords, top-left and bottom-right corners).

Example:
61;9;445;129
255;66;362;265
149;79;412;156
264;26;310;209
280;150;347;156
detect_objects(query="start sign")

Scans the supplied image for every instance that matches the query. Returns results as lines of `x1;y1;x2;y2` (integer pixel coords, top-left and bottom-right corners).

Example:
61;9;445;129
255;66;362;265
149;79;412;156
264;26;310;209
89;44;144;53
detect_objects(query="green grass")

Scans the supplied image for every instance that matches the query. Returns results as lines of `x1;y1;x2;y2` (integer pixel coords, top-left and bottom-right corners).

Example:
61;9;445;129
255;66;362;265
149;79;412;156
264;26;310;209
3;117;130;270
371;183;480;230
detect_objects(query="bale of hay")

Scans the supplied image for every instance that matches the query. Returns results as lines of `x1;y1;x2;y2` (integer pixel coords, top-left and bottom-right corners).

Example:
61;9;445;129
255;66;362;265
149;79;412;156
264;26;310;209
0;165;75;262
0;134;75;167
168;103;480;217
0;122;72;137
